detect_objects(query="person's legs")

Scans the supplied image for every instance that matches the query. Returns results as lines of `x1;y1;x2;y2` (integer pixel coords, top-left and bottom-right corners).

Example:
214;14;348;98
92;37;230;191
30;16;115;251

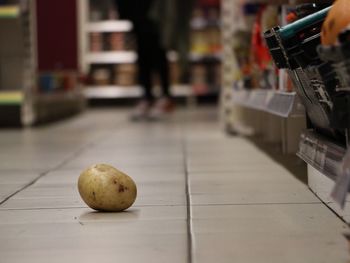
137;44;154;103
156;47;171;98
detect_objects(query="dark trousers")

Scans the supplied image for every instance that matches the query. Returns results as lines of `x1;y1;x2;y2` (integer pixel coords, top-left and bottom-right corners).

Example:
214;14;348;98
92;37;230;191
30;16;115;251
114;0;170;102
134;20;170;102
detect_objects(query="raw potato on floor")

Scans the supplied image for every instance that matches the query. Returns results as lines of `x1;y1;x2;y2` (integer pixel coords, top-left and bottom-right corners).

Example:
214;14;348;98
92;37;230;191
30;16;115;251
78;164;137;212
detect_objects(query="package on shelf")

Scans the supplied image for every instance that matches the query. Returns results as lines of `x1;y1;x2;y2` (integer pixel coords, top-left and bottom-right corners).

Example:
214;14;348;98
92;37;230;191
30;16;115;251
114;64;137;86
191;63;208;94
169;62;181;85
90;32;103;52
232;3;278;91
109;32;124;51
89;0;118;21
88;64;113;86
38;71;77;93
89;32;135;52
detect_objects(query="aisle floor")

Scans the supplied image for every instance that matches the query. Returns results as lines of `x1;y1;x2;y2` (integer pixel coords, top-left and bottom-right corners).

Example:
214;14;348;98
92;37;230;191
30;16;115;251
0;107;347;263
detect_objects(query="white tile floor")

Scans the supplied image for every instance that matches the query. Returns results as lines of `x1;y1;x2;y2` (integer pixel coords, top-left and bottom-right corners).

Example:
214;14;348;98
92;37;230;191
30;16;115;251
0;107;348;263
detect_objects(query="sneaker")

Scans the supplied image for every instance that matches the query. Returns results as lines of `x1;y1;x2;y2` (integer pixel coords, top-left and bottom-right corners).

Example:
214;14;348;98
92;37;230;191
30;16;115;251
130;100;152;121
149;97;175;120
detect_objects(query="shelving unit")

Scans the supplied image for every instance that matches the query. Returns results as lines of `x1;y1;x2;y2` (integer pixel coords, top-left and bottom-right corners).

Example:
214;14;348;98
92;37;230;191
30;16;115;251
85;51;137;64
86;20;132;33
0;0;84;126
221;0;306;153
84;84;192;99
221;0;350;221
231;90;304;118
80;0;221;100
298;130;346;182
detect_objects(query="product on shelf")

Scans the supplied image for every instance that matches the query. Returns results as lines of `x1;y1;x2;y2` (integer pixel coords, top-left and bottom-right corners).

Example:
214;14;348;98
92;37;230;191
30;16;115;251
109;32;124;51
250;5;277;90
90;32;103;52
188;1;221;94
88;65;112;86
114;64;137;86
170;62;181;85
89;32;135;52
191;63;208;94
232;3;278;91
89;0;118;21
38;72;77;93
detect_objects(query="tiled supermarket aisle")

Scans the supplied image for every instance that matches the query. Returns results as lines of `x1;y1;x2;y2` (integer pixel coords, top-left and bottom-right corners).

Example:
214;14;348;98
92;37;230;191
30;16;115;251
0;107;347;263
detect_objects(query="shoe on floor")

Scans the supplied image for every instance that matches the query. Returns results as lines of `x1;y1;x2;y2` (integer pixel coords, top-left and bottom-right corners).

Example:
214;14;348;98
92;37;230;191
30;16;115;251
130;100;152;121
149;97;175;120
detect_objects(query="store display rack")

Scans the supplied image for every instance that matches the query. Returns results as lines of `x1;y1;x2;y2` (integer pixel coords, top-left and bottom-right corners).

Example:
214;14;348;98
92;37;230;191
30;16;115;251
299;130;350;223
84;84;193;99
0;1;84;126
298;130;346;182
221;0;350;221
232;90;304;118
221;0;306;154
80;0;222;100
85;51;137;64
86;20;132;33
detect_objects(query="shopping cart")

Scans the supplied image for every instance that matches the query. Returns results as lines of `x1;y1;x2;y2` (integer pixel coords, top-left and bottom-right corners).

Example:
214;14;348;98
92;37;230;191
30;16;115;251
263;6;345;141
318;30;350;132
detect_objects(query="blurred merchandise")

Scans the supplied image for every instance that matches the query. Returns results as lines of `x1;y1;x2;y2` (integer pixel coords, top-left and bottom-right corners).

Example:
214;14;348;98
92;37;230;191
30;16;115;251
114;64;137;86
109;32;124;51
191;64;208;95
170;62;181;85
38;72;78;94
90;32;103;52
89;0;117;21
89;65;113;86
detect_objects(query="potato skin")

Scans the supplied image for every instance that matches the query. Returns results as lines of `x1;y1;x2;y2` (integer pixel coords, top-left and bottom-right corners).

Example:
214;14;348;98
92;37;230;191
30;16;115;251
78;164;137;212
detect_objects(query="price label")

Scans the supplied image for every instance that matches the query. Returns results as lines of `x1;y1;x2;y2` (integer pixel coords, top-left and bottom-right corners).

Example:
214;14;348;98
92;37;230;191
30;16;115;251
317;144;328;171
331;149;350;209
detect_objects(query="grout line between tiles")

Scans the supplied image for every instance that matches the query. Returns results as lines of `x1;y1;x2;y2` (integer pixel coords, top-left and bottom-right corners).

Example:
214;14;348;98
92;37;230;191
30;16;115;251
182;120;193;263
0;119;133;207
191;201;323;207
0;142;95;206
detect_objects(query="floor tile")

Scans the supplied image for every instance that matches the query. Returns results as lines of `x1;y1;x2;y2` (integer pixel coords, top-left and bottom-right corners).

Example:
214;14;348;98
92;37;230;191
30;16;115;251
192;204;348;263
0;107;346;263
0;206;187;263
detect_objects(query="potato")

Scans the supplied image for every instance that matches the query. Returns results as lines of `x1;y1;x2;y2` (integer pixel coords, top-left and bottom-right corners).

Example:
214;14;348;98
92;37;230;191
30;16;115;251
78;164;137;212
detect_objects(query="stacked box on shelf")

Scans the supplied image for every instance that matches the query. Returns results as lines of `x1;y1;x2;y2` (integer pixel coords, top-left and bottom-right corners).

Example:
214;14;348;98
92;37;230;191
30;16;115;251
190;0;222;95
85;0;138;89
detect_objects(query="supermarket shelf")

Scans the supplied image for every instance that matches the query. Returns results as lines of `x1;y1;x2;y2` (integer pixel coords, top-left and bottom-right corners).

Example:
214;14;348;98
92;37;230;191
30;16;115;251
189;53;222;62
86;20;133;33
32;91;85;124
297;130;346;182
0;5;20;19
190;20;220;30
84;86;142;99
84;85;193;99
85;51;221;64
232;90;304;118
167;52;222;63
85;51;137;64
